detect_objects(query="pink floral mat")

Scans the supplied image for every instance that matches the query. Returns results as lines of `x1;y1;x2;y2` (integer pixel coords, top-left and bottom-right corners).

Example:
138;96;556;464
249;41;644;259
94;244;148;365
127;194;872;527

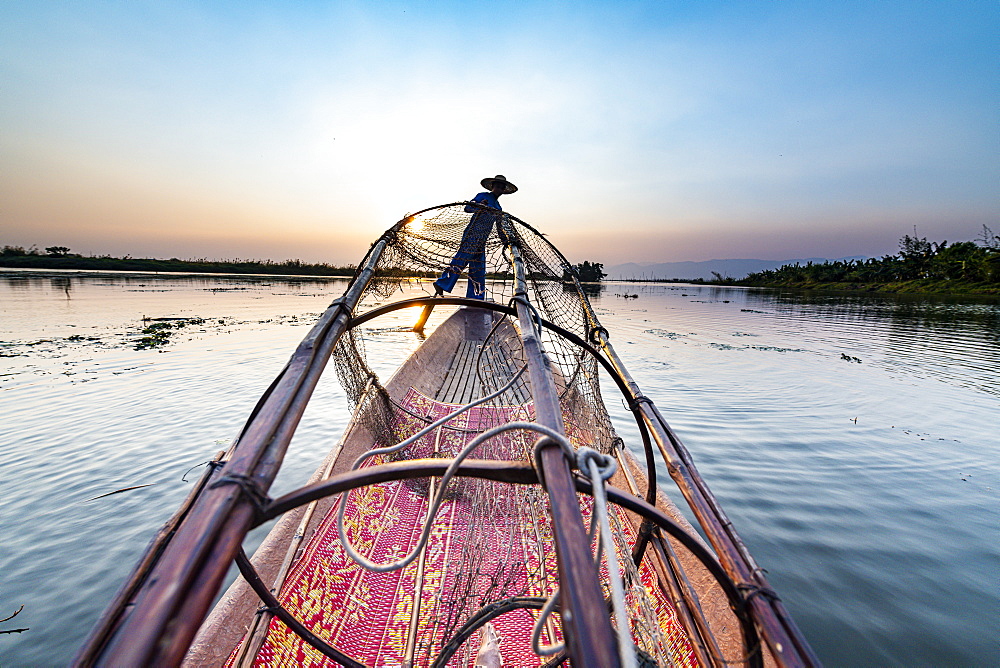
230;388;695;667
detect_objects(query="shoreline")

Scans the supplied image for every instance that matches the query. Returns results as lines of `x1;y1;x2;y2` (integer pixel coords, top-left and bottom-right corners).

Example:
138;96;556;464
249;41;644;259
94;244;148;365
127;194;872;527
732;278;1000;297
0;266;356;281
0;255;356;277
6;267;997;297
607;277;1000;297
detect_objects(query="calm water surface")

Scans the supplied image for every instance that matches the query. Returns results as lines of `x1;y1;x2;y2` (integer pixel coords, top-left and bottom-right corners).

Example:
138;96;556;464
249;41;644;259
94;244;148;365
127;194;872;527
1;271;997;666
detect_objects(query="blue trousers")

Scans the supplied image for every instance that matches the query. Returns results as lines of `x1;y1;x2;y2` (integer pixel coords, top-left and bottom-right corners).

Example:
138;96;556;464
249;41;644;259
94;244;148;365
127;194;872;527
434;247;486;300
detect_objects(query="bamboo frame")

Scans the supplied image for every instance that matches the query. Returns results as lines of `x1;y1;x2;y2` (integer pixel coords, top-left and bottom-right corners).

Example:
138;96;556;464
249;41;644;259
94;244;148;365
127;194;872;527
499;217;620;666
451;202;816;665
237;457;760;665
76;204;816;667
350;296;743;661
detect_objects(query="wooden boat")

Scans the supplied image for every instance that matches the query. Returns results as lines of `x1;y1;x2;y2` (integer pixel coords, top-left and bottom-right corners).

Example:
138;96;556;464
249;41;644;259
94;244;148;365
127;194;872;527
75;203;817;667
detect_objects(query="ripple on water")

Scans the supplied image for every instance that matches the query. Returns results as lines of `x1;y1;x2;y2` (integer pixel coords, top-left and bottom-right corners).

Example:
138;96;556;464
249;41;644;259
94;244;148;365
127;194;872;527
2;277;999;665
593;284;999;665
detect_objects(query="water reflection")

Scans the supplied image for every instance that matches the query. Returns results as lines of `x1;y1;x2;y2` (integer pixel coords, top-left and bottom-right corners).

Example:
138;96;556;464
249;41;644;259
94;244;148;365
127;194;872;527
2;273;998;666
737;287;1000;396
562;281;605;297
0;269;349;292
50;276;72;299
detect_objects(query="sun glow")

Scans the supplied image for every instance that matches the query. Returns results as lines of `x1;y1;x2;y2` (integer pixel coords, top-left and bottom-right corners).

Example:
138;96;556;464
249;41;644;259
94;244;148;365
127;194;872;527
403;215;426;235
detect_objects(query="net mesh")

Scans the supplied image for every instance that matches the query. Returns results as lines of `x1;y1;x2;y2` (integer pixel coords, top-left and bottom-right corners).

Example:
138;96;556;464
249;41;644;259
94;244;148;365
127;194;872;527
348;202;614;455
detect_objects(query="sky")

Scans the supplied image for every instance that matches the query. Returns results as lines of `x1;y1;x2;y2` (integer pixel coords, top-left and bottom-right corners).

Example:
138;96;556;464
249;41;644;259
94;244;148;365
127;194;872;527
1;1;997;265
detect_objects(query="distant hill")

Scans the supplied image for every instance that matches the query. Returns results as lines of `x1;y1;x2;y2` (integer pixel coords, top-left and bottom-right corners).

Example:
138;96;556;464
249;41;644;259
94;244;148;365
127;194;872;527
607;257;867;281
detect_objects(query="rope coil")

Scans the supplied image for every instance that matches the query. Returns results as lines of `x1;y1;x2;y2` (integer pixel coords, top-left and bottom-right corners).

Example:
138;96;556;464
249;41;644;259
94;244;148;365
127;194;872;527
737;583;782;611
337;418;562;574
628;395;655;411
210;473;270;519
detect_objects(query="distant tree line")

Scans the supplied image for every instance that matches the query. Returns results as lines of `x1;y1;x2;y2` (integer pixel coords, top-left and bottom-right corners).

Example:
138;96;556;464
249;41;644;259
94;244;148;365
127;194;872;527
734;227;1000;289
0;244;611;284
0;244;358;276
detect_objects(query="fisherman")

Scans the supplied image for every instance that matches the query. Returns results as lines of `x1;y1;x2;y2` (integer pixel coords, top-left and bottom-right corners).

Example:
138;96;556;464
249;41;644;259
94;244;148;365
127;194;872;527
432;174;517;300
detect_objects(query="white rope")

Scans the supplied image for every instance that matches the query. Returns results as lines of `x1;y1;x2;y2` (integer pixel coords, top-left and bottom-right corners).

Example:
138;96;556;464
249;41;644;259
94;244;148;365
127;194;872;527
579;446;637;668
341;387;636;665
337;421;567;573
350;365;527;470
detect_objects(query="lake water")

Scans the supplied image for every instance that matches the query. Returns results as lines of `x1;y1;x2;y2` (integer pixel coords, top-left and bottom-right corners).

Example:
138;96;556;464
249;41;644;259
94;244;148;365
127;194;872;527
1;271;997;666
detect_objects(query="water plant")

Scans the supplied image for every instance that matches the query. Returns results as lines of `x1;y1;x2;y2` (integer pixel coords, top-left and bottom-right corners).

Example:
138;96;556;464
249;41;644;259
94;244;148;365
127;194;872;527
134;318;205;350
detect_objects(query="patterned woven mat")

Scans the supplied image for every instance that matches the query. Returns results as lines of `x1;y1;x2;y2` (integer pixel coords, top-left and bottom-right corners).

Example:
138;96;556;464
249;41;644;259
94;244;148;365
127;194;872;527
230;388;696;667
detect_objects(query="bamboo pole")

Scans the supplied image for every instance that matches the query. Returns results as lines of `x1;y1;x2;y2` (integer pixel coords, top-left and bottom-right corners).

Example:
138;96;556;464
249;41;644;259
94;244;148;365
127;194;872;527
80;230;397;666
500;218;619;668
613;446;720;667
233;446;342;666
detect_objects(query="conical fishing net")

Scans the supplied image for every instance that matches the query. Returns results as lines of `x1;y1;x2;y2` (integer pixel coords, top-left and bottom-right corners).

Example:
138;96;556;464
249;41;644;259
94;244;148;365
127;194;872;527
334;202;614;455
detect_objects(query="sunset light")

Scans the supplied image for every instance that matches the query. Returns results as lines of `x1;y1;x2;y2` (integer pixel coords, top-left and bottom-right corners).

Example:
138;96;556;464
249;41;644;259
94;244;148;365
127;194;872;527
2;2;995;266
2;4;997;666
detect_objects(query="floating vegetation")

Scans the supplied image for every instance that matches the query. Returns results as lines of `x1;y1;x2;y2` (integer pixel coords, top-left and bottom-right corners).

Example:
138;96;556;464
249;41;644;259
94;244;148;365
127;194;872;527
643;329;684;339
134;317;205;350
254;314;311;326
740;308;768;314
709;342;804;353
6;311;312;362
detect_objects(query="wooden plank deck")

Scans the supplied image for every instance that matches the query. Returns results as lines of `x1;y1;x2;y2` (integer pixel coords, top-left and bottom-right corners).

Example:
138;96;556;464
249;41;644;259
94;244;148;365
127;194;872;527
433;313;531;405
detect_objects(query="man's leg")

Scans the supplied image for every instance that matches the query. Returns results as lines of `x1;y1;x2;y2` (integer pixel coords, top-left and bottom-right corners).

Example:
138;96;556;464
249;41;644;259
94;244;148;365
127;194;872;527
434;249;475;294
465;251;487;300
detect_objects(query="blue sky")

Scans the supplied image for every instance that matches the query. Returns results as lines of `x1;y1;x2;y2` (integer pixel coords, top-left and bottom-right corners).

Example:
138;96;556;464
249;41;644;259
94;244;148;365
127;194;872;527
2;1;997;264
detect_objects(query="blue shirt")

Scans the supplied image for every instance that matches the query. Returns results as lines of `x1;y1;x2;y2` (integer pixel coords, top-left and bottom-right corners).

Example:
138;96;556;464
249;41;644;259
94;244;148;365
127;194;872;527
464;191;502;213
461;192;504;247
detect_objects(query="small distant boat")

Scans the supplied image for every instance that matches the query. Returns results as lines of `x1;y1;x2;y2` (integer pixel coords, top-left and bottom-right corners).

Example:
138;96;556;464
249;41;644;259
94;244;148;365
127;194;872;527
76;203;817;666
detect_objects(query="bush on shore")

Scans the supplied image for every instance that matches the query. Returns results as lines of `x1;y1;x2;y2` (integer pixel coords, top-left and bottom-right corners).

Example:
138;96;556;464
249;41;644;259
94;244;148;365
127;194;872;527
733;227;1000;293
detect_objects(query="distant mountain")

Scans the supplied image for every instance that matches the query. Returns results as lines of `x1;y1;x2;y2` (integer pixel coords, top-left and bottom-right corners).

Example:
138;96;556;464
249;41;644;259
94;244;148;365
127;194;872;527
607;257;867;281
